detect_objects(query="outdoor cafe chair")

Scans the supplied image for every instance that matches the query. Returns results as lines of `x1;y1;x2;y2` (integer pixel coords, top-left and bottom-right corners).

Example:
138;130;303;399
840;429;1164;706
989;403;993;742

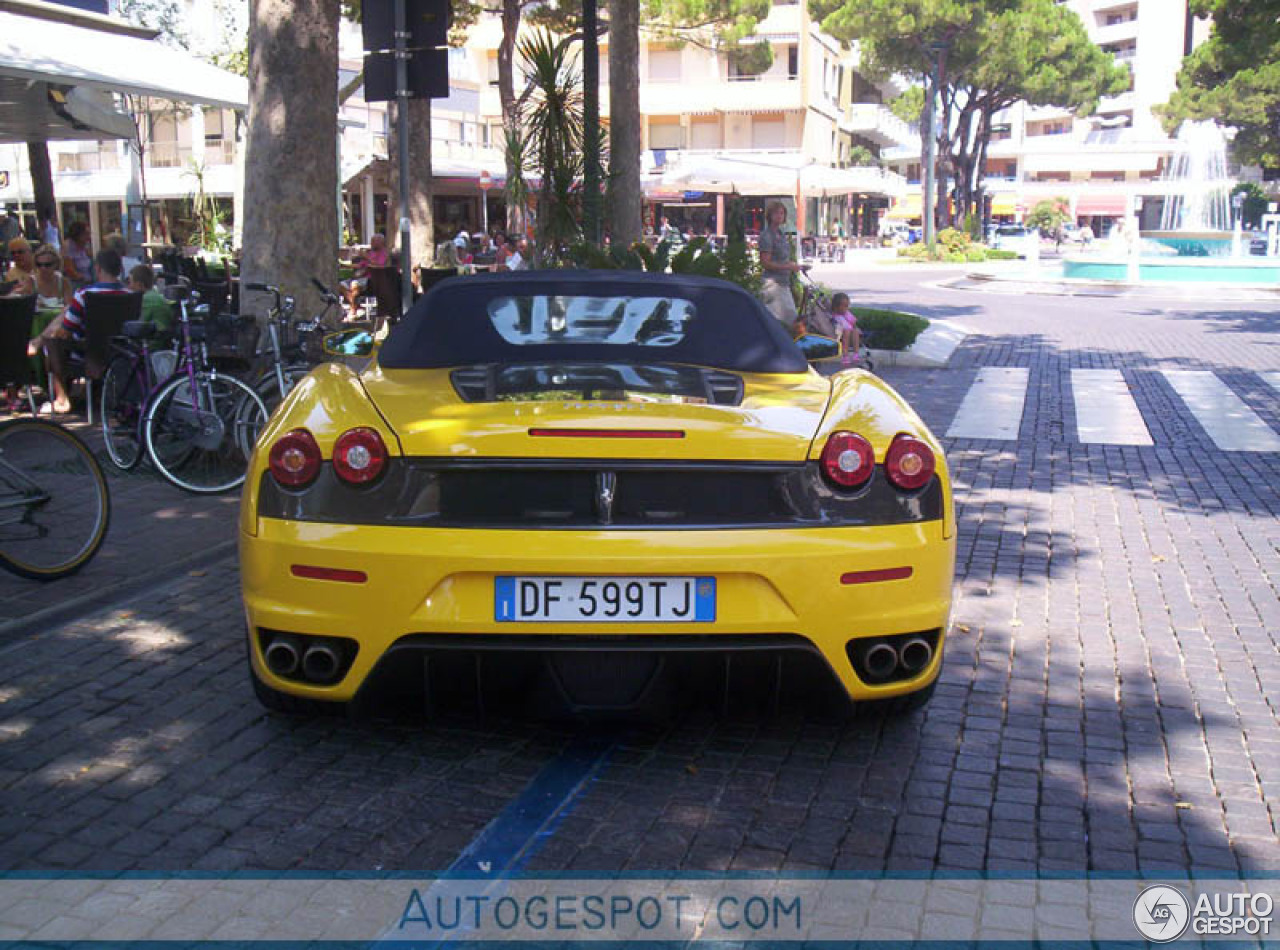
80;291;142;424
0;294;39;415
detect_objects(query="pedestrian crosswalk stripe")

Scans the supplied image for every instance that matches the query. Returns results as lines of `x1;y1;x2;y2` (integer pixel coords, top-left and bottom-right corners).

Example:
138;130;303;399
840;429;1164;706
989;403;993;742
1260;371;1280;396
946;367;1028;440
1161;370;1280;452
1071;369;1153;446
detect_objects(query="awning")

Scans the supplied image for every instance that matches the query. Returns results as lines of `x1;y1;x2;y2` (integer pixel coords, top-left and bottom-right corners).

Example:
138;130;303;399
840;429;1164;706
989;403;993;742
1075;193;1128;216
990;193;1019;216
885;192;922;220
0;9;248;114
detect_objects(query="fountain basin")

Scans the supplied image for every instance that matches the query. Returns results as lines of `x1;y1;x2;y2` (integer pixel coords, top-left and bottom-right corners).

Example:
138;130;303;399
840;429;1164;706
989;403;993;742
1142;231;1235;257
1062;256;1280;284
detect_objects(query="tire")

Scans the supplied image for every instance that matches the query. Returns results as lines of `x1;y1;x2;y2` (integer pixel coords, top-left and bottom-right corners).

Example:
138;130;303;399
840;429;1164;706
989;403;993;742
0;419;110;581
100;354;145;471
143;370;267;494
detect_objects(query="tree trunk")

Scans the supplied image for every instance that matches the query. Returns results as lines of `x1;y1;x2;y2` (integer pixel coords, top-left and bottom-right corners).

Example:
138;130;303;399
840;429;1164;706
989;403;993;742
241;0;339;317
389;97;435;273
499;0;522;233
581;0;601;245
26;143;56;226
606;0;641;248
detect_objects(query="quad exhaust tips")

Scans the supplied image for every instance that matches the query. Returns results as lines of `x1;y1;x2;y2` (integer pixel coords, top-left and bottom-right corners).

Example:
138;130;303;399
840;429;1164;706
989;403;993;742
846;630;940;685
259;630;356;685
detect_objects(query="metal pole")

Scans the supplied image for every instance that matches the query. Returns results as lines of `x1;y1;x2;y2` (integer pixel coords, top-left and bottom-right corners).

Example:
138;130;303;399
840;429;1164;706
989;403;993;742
923;55;937;256
395;0;412;316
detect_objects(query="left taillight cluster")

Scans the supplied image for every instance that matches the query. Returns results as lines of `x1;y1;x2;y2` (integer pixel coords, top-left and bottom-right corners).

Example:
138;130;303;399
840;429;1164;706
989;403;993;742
819;430;935;492
267;427;387;489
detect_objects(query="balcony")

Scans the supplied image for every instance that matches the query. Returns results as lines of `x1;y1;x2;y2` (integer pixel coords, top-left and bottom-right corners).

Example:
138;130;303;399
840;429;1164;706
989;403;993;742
1094;19;1139;47
642;76;803;115
147;143;193;169
842;103;918;149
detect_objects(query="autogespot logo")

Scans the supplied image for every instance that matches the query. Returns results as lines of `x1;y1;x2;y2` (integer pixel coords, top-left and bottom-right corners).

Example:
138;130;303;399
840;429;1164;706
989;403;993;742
1133;885;1191;942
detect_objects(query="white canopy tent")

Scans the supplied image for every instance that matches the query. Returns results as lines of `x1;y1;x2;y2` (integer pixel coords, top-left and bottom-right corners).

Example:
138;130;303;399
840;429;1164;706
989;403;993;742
0;8;248;136
649;153;907;200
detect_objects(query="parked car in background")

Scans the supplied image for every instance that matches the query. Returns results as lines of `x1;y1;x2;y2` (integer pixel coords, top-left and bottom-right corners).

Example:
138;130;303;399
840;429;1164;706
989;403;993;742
991;225;1040;258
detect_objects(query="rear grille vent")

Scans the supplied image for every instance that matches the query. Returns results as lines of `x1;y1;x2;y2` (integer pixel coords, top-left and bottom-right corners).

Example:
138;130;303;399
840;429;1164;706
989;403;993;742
451;366;490;402
704;371;744;406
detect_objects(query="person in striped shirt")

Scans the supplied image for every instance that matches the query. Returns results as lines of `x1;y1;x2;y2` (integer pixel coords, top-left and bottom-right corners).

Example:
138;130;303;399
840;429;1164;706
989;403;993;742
36;248;128;414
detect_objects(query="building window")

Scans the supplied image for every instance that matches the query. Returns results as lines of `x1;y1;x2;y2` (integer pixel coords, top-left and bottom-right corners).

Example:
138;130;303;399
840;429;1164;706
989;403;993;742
787;45;798;80
649;119;683;150
751;116;786;149
648;48;682;82
689;118;719;150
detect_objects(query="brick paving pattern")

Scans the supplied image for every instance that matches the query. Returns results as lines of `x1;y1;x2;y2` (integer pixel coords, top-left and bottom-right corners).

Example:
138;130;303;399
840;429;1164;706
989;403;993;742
0;272;1276;875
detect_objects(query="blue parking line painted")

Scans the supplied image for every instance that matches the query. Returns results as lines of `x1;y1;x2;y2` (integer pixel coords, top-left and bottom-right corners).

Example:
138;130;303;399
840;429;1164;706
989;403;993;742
377;736;612;946
448;735;613;876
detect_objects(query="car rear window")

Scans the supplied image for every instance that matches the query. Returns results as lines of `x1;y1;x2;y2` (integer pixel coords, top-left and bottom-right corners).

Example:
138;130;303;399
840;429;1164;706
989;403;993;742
378;271;809;374
487;295;695;347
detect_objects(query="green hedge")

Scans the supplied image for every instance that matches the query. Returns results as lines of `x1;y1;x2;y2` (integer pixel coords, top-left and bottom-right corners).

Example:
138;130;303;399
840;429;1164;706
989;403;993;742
852;307;930;351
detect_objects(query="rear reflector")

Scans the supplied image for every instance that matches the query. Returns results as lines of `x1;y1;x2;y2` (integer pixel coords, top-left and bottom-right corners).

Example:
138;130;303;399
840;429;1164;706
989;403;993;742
840;567;913;585
528;428;686;439
291;565;368;583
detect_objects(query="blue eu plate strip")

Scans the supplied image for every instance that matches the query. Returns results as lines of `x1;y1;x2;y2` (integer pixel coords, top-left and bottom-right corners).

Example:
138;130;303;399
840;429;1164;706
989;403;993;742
494;576;516;622
694;576;715;621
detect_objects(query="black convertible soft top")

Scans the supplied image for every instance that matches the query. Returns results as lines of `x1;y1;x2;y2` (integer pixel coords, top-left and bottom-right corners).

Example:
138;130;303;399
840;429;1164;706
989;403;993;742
377;270;809;374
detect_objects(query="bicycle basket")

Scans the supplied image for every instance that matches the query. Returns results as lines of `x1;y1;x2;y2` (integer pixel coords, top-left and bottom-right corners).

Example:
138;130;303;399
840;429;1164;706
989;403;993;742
203;314;261;361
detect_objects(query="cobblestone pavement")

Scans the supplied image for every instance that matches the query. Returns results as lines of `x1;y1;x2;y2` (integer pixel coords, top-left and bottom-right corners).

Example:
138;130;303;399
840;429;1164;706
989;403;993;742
0;274;1277;875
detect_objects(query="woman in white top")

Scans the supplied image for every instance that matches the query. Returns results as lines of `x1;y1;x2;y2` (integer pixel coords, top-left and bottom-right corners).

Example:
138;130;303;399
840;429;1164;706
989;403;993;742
31;247;72;311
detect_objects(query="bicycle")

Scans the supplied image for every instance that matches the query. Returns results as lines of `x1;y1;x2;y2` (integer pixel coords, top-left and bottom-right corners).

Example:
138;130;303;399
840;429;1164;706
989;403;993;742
0;418;109;580
99;317;177;472
242;280;332;417
141;293;269;494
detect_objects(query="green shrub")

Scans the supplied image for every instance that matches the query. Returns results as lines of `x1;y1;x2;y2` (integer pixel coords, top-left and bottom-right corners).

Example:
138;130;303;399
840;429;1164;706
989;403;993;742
852;307;930;351
985;249;1019;260
937;228;971;254
965;246;987;262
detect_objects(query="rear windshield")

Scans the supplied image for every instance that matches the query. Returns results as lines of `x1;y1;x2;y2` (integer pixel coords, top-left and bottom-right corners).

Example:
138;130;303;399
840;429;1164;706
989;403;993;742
997;226;1028;236
488;295;695;347
378;272;809;374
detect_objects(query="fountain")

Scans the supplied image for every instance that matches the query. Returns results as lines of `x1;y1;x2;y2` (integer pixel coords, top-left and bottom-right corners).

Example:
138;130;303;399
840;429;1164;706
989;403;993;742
1060;120;1279;285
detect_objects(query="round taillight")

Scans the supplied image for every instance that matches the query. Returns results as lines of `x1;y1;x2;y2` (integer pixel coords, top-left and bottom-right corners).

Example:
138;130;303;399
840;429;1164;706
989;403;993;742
268;429;322;488
332;427;387;485
820;431;875;489
885;434;936;490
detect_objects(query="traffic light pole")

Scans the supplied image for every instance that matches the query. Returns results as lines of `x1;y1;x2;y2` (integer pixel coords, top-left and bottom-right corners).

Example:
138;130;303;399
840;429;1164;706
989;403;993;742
395;0;412;316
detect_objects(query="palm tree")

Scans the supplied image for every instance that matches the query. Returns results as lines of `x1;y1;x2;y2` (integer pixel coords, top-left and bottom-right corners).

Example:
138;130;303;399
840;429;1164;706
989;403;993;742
606;0;641;246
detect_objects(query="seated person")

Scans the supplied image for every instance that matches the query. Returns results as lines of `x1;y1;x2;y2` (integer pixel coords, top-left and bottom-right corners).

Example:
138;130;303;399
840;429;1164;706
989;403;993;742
341;233;389;314
31;249;129;414
5;238;35;296
128;264;174;337
829;292;861;365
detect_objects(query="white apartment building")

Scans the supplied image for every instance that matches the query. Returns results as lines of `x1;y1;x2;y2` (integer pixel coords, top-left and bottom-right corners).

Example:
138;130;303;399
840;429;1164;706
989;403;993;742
884;0;1228;231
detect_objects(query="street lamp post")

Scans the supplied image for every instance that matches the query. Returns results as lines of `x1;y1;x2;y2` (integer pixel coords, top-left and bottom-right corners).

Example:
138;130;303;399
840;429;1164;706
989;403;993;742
1231;191;1245;258
923;41;948;256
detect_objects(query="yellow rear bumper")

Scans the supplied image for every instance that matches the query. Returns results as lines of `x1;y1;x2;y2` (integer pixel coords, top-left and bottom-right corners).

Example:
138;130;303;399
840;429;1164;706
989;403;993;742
241;519;956;702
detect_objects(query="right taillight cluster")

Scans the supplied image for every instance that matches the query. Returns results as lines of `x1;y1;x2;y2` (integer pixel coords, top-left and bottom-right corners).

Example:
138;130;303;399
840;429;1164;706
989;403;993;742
820;431;935;492
268;427;388;489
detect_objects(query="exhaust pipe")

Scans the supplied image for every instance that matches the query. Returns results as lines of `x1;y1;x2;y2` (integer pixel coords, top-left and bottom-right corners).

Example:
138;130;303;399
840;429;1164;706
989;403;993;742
898;637;933;674
263;637;300;677
302;643;342;684
861;642;899;682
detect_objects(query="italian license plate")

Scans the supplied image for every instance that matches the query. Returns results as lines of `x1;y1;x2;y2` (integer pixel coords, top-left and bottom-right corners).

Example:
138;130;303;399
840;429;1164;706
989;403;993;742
495;576;716;623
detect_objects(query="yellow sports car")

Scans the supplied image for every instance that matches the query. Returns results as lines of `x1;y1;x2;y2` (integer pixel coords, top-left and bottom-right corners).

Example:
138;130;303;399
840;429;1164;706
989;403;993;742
240;272;955;715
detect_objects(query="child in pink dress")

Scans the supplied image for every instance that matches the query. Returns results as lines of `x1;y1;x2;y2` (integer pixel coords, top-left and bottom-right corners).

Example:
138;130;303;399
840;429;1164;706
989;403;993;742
831;292;861;365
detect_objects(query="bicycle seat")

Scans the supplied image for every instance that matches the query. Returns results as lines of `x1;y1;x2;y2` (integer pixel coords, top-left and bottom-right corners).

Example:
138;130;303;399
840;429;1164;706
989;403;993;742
122;320;158;340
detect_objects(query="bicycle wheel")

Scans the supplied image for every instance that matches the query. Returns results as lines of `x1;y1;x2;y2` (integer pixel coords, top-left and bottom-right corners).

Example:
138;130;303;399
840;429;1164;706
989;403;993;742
254;363;312;419
0;419;110;581
100;354;145;471
143;371;268;494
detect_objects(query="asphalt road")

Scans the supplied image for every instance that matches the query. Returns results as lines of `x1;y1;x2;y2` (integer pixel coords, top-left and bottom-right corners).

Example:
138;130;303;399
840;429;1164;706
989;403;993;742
1;264;1277;877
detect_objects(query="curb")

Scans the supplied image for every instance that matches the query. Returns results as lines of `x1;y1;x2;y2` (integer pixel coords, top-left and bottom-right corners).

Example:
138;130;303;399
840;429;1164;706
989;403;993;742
0;539;239;646
954;269;1280;302
870;317;968;369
